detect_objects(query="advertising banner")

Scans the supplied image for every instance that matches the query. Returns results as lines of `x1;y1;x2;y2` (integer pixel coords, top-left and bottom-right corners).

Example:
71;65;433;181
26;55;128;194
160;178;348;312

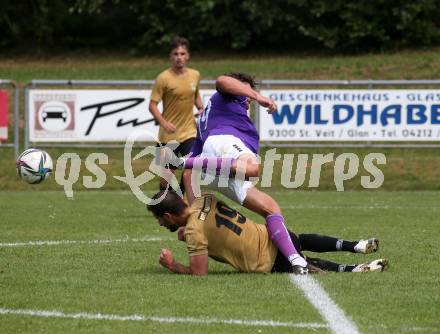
29;89;215;142
259;90;440;141
0;90;7;140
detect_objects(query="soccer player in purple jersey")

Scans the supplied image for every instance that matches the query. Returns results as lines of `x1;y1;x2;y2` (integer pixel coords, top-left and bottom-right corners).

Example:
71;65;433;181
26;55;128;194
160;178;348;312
164;72;310;274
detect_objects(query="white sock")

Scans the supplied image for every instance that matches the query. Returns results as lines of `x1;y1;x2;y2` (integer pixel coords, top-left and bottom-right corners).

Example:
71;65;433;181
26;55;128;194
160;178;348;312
336;239;343;251
288;254;307;267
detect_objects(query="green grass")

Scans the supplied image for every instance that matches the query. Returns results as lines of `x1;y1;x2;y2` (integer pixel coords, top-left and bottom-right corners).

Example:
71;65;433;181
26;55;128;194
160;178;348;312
2;146;440;191
1;190;439;333
2;48;440;82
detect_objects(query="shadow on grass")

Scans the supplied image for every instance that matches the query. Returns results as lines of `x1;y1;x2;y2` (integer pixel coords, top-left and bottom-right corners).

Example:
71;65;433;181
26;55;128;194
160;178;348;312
131;266;244;276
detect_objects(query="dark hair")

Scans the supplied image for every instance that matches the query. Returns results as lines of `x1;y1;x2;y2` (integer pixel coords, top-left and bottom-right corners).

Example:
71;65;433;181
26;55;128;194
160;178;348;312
170;36;189;53
147;190;187;217
224;72;256;89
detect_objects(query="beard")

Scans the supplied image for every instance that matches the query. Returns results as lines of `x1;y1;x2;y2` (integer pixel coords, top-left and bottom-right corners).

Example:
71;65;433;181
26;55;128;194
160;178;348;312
168;225;178;232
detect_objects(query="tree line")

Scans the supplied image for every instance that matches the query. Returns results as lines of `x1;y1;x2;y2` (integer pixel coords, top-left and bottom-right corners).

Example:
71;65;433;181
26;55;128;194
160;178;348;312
1;0;439;53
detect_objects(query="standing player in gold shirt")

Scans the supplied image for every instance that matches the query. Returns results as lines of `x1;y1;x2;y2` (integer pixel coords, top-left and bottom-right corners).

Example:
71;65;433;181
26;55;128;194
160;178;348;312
149;36;204;192
147;190;388;276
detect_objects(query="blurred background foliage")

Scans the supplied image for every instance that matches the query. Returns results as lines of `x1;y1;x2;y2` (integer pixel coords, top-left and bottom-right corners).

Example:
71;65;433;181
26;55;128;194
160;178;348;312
1;0;440;53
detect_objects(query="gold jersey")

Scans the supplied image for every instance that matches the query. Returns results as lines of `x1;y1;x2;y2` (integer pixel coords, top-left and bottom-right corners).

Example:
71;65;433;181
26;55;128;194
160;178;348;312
150;68;200;143
184;194;278;273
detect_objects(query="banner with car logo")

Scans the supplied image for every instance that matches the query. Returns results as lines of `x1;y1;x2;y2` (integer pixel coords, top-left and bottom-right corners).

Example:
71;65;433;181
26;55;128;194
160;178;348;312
28;90;214;142
259;90;440;141
0;90;7;140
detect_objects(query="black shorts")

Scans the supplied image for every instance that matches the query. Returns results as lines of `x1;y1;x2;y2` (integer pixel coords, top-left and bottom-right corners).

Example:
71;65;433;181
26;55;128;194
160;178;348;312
271;231;304;273
158;137;195;169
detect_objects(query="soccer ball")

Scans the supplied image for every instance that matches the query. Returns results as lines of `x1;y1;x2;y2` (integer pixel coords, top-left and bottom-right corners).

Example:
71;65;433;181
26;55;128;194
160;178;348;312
16;149;53;184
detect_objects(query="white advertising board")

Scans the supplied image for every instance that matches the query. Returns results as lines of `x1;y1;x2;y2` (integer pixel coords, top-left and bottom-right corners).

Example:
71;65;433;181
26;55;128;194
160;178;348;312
0;90;7;140
259;90;440;141
28;89;215;142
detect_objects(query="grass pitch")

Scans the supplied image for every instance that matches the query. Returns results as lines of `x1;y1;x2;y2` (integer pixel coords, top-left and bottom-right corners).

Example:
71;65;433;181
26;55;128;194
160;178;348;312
1;190;439;333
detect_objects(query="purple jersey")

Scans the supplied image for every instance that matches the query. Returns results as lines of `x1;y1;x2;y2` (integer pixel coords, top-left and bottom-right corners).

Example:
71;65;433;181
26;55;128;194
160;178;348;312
191;91;259;156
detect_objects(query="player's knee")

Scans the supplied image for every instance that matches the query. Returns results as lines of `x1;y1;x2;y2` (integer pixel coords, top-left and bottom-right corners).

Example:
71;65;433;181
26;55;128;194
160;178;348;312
236;154;259;178
246;163;260;177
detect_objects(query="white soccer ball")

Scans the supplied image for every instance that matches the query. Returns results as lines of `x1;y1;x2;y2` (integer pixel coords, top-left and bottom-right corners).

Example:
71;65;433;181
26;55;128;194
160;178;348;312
16;149;53;184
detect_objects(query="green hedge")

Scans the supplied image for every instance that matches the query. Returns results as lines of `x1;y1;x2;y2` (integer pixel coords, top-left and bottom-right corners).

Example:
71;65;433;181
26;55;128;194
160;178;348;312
2;0;440;52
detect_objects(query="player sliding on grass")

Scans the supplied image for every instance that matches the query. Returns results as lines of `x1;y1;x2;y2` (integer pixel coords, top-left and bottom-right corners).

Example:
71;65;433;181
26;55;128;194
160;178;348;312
160;72;310;274
147;191;388;275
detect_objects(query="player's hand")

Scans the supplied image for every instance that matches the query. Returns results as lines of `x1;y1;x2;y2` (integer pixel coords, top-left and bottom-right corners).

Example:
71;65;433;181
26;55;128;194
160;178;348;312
177;227;186;241
255;94;277;114
161;121;177;133
159;248;174;269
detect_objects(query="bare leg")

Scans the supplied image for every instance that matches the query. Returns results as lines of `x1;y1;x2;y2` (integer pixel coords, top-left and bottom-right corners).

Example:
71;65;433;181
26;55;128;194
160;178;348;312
159;168;176;190
242;187;280;217
182;169;196;204
181;153;259;179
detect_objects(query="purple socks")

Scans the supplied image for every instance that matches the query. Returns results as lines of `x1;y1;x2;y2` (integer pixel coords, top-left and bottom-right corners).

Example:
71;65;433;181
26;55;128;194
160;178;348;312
266;214;302;264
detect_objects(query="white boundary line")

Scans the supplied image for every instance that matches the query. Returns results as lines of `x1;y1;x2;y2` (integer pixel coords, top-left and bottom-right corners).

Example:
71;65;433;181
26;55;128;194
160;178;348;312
0;236;173;248
0;307;328;330
279;204;439;210
290;275;360;334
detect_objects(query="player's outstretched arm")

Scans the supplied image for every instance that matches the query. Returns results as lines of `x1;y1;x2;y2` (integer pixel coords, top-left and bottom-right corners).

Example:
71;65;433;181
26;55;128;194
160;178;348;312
216;75;277;113
159;249;208;275
216;75;259;99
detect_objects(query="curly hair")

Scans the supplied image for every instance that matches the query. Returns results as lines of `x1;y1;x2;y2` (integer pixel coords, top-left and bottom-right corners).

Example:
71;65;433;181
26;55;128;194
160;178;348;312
224;72;257;88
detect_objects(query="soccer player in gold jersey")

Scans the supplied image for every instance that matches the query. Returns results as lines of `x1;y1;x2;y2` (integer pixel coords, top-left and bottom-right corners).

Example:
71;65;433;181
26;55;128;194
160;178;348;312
149;36;204;192
147;190;388;276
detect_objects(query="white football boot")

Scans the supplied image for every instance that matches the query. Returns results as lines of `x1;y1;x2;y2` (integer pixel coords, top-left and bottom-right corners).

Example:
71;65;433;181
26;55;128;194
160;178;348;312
158;146;184;168
354;238;379;254
352;259;389;273
290;254;309;275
